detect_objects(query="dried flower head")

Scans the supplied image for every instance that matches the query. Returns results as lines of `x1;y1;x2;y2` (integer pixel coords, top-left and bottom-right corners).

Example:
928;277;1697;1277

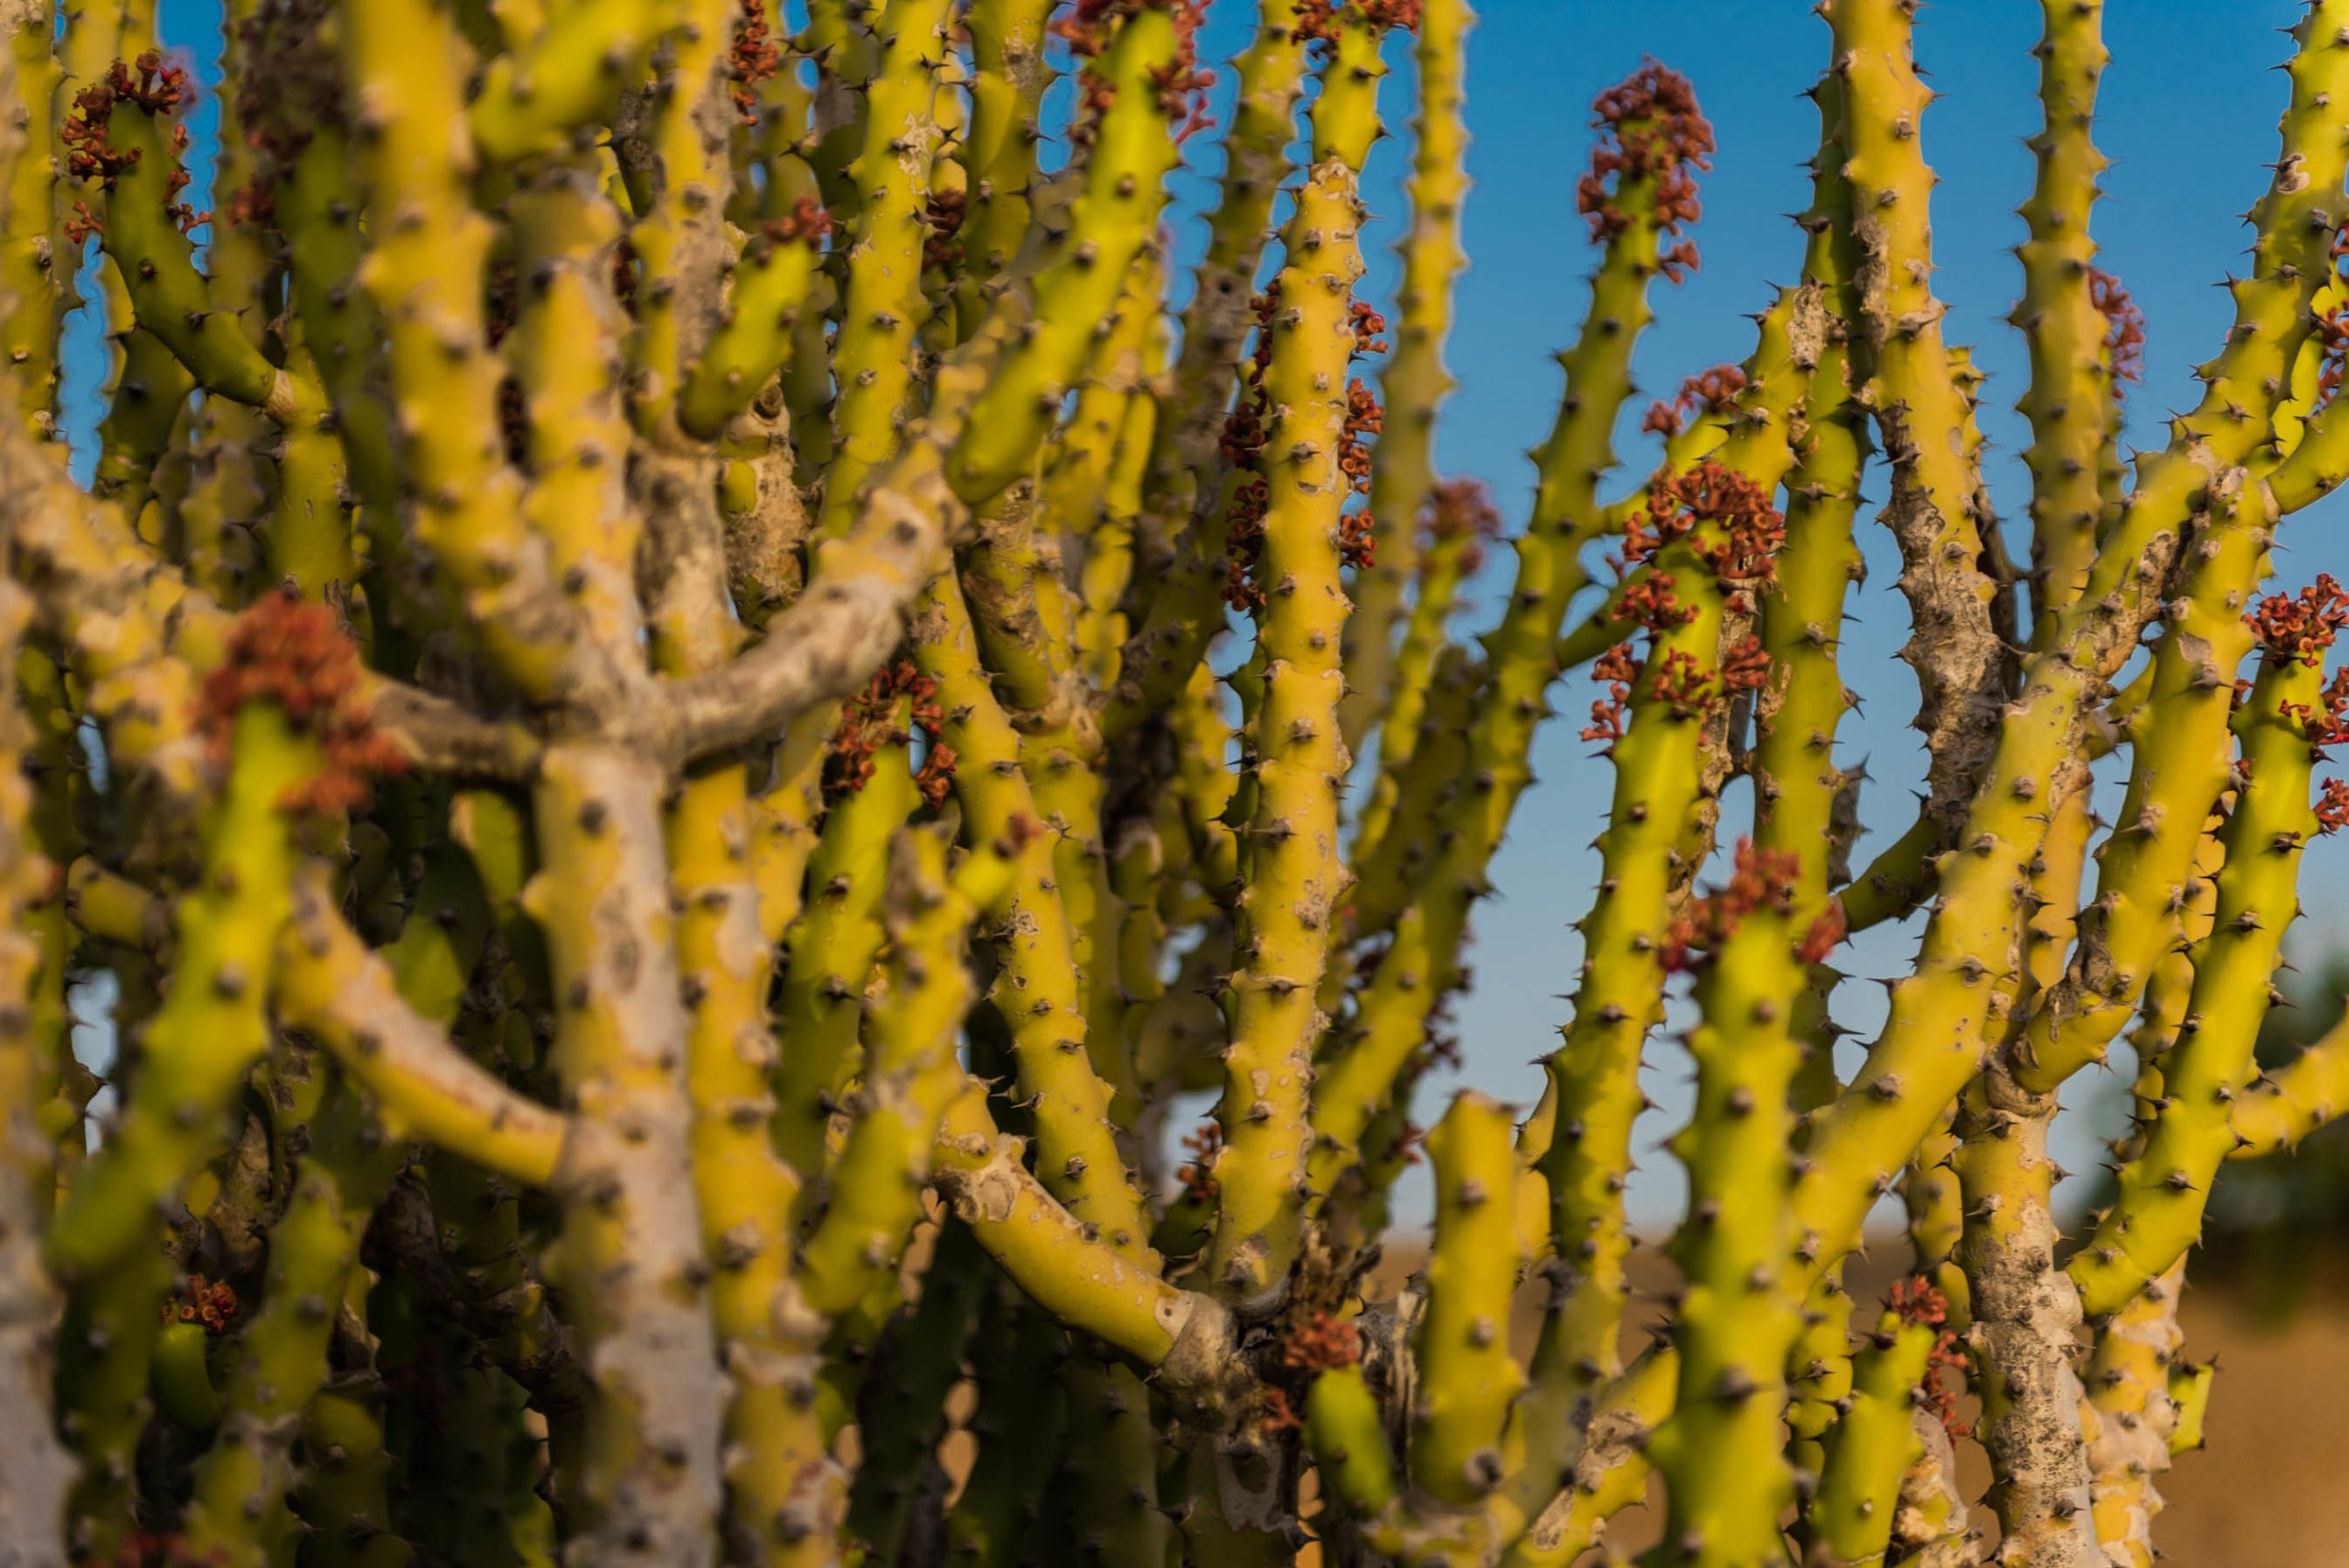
1890;1277;1972;1440
1622;460;1785;590
163;1273;239;1336
2247;575;2349;667
1054;0;1216;143
1296;0;1423;47
1662;839;1800;973
1283;1310;1364;1373
2318;777;2349;836
1176;1120;1222;1204
1421;477;1503;573
2088;267;2146;394
64;52;206;232
827;658;954;809
728;0;784;123
923;188;967;273
1642;363;1747;439
1577;59;1712;277
196;592;407;817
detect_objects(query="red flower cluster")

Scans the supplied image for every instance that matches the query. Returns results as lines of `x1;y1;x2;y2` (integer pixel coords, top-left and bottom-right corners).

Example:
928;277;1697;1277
1582;628;1771;747
62;199;104;247
1337;381;1386;572
163;1273;239;1336
1798;896;1846;966
1622;460;1785;604
1224;290;1393;600
1175;1120;1221;1204
2315;303;2349;413
827;659;956;812
1618;573;1698;635
728;0;784;124
758;194;834;259
2318;777;2349;836
197;592;407;818
1421;477;1502;574
1660;839;1799;973
1582;642;1640;748
1054;0;1216;143
1283;1310;1364;1373
2088;268;2145;395
61;87;140;188
1296;0;1423;46
1641;363;1747;439
1221;285;1284;609
2281;663;2349;747
1719;631;1771;696
1646;647;1718;720
1339;379;1384;499
2247;575;2349;667
1222;489;1274;613
1890;1277;1972;1440
1577;59;1712;281
1153;0;1218;140
63;52;205;233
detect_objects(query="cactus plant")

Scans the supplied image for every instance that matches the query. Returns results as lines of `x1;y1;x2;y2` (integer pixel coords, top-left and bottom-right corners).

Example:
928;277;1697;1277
6;1;2349;1565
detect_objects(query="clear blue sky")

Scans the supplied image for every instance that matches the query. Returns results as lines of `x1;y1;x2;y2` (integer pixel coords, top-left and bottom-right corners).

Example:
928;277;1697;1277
95;0;2349;1229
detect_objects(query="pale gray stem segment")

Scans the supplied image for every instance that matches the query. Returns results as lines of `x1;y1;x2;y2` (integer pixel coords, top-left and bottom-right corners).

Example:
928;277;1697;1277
2083;1260;2189;1567
1897;1408;1986;1568
533;746;726;1567
0;567;72;1565
1957;1073;2097;1568
0;1162;72;1568
655;477;951;762
362;678;544;782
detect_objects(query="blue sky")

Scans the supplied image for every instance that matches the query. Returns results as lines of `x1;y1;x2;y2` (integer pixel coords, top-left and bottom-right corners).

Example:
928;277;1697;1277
95;0;2349;1229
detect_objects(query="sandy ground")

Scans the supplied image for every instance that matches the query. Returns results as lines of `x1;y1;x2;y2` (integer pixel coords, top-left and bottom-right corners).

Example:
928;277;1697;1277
1285;1242;2349;1564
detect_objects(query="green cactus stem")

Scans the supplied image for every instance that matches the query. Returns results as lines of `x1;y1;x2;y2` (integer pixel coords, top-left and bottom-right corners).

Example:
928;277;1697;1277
814;0;952;536
796;826;1018;1311
944;6;1182;505
276;872;568;1189
843;1218;986;1562
1410;1092;1525;1510
525;745;724;1563
1820;0;2005;843
2011;0;2111;631
952;0;1054;338
469;0;674;163
1205;2;1399;1310
1;1;68;442
1640;844;1809;1568
180;1066;389;1568
1338;0;1472;760
912;574;1158;1262
1792;0;2349;1289
2230;1005;2349;1156
2083;1260;2188;1568
2072;578;2331;1315
1122;0;1305;602
49;706;318;1277
1808;1309;1933;1567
